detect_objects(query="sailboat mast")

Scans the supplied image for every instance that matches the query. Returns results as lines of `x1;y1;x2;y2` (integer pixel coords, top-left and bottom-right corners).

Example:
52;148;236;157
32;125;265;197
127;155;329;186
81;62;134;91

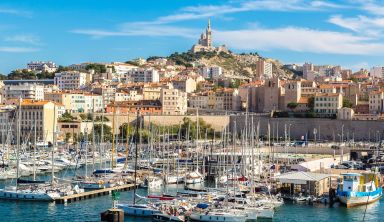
111;102;116;169
133;109;140;205
51;105;56;185
33;118;37;181
16;97;22;190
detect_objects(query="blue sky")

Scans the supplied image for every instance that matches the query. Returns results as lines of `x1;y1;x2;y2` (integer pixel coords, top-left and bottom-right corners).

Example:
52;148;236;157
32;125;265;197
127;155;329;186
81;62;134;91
1;0;384;74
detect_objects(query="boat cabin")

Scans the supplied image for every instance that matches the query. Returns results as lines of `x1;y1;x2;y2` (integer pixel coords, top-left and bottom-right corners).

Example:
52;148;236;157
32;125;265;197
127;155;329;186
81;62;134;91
339;172;379;193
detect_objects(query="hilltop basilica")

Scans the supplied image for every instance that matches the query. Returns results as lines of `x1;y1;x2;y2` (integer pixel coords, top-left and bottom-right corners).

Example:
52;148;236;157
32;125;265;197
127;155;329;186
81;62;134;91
190;19;228;53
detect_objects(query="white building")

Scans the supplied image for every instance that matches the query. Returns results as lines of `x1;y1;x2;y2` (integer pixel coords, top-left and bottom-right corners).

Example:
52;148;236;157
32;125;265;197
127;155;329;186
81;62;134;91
27;61;58;73
123;68;159;83
200;66;223;79
369;66;384;78
44;92;103;113
4;83;45;101
257;60;273;78
110;62;137;75
54;71;92;90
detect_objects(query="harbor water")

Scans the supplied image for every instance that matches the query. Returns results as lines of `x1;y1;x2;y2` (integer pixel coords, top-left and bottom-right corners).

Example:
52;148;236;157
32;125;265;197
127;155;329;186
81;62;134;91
0;187;382;221
0;167;382;221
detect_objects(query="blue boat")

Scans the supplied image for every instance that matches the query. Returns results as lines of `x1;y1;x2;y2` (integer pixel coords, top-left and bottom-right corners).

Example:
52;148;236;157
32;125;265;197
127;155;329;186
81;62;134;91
336;172;382;207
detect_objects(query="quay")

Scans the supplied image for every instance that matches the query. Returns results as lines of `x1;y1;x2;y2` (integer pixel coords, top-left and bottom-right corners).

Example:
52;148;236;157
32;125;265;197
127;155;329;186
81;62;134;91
55;184;137;204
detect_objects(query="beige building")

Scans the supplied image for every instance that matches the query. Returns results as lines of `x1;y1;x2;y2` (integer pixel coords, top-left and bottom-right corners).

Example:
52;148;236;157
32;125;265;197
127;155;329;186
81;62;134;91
14;100;63;143
258;78;283;112
171;77;197;93
283;81;302;110
160;88;187;115
188;92;209;109
205;88;241;111
300;80;318;98
143;84;172;100
369;90;384;114
314;93;343;116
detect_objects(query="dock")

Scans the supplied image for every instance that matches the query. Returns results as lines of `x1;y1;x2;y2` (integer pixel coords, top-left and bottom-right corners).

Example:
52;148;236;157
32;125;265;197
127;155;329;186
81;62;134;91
55;183;137;204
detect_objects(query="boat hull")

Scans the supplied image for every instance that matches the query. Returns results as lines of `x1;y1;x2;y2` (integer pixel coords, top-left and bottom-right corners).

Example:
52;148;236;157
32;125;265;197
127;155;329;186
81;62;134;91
117;204;161;217
338;192;382;207
189;213;246;222
0;189;60;201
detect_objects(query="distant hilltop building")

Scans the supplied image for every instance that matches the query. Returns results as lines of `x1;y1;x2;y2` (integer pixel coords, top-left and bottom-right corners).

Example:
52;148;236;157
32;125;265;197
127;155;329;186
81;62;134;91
190;19;228;53
27;61;58;73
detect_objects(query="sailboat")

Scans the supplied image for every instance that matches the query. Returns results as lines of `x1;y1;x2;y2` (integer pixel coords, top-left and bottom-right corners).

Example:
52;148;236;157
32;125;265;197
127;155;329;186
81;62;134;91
118;109;161;217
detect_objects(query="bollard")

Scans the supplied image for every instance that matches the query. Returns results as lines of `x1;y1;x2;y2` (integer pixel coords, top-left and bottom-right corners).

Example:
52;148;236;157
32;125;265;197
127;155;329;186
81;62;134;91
100;208;124;222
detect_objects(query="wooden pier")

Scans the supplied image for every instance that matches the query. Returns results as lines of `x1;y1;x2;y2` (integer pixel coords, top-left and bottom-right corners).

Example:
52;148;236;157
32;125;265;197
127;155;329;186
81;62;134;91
55;183;137;204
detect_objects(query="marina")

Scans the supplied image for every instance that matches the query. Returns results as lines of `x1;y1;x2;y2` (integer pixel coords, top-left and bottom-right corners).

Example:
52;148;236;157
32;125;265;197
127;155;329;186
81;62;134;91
0;103;383;222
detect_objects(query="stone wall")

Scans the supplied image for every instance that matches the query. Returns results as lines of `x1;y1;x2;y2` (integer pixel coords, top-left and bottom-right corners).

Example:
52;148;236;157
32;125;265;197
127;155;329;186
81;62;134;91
142;115;230;131
229;115;384;141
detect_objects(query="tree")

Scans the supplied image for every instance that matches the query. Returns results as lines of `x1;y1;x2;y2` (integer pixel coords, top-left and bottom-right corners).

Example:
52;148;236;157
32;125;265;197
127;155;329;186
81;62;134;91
86;63;106;73
57;65;72;72
64;133;71;143
287;102;299;110
79;113;94;121
230;79;241;88
95;116;109;122
58;111;76;122
8;69;36;80
308;97;315;112
125;60;140;66
36;71;55;79
91;124;112;142
0;73;7;80
73;133;78;145
343;98;353;108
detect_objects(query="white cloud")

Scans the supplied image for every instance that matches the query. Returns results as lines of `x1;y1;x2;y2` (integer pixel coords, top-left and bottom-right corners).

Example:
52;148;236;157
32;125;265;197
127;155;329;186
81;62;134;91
72;24;198;39
4;34;40;45
0;46;38;53
214;27;384;55
0;7;32;17
162;0;346;23
329;14;384;37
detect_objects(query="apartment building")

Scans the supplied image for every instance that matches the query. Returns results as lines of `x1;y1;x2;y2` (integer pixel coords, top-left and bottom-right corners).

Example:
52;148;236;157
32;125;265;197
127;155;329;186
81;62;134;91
370;66;384;78
44;92;103;113
200;66;223;79
123;68;159;83
160;88;187;115
256;60;273;78
54;71;92;90
369;90;384;114
188;92;209;109
313;93;343;116
3;83;45;101
171;77;197;93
